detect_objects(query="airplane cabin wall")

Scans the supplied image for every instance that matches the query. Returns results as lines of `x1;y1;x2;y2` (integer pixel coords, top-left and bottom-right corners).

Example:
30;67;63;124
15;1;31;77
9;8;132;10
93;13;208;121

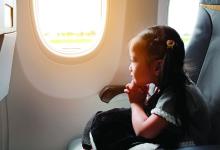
7;0;158;150
0;97;8;150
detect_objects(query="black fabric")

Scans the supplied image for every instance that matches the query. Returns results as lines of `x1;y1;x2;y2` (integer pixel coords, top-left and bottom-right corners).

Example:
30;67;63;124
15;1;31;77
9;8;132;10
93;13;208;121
82;111;102;149
83;108;182;150
83;108;148;150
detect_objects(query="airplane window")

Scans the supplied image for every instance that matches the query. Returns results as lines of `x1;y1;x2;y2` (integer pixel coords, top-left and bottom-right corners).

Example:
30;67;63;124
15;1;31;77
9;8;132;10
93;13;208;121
32;0;107;57
168;0;199;47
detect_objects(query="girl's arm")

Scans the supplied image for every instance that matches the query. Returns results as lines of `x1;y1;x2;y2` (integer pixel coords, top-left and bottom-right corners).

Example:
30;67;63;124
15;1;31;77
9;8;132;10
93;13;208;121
125;81;168;139
130;102;168;139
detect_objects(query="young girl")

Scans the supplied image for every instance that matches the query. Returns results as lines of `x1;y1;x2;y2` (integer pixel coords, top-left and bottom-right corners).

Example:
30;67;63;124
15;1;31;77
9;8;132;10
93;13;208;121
82;25;210;150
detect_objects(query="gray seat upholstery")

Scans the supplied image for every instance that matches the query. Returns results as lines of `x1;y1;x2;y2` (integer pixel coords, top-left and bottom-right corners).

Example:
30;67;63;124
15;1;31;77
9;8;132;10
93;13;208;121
185;0;220;144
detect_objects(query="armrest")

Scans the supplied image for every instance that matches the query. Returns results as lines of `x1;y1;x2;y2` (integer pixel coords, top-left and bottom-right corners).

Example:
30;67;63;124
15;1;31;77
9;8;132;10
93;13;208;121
99;85;125;103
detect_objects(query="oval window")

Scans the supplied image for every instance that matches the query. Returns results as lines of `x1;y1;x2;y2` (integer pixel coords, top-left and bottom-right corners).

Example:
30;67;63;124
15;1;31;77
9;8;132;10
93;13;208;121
32;0;107;57
168;0;199;47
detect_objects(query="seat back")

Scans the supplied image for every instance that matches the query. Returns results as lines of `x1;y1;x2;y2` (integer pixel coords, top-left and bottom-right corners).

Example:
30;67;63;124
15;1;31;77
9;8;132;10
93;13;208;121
186;0;220;144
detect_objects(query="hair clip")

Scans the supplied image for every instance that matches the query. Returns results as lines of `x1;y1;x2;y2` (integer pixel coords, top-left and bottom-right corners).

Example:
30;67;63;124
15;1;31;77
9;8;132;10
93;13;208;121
166;40;175;49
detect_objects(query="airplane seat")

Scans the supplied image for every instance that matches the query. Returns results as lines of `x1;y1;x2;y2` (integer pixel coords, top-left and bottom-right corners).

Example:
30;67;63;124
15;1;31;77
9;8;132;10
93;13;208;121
67;0;220;149
185;0;220;145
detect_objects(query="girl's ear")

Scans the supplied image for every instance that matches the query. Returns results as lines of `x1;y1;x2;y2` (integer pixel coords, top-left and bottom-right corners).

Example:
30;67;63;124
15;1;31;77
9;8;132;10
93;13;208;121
153;59;164;77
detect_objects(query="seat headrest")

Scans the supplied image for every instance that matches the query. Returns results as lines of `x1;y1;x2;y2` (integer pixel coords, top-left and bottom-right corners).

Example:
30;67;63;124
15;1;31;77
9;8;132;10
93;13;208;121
200;0;220;5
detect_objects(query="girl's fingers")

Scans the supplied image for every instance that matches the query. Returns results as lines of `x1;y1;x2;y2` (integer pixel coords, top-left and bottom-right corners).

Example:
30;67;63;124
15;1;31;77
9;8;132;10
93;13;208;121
125;83;130;89
126;80;142;91
126;83;133;90
124;89;129;93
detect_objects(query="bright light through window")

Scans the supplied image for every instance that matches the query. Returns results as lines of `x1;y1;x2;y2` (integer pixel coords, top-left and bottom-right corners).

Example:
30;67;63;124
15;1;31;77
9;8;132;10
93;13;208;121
168;0;199;47
33;0;107;57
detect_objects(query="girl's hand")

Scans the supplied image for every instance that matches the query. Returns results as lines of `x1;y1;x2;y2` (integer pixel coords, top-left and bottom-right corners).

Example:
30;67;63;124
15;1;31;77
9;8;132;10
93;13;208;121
124;80;147;104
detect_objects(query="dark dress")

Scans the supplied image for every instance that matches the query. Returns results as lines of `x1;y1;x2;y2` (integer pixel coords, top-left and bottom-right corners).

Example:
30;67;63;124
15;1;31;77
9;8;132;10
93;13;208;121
82;80;210;150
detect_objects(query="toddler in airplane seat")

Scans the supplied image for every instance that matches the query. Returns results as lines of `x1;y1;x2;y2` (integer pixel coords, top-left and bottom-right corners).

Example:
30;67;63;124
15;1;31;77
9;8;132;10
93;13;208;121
82;25;210;150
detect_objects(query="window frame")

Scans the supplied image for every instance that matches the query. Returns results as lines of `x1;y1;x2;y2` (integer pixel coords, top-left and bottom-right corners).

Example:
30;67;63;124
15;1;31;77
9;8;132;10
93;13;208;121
30;0;109;64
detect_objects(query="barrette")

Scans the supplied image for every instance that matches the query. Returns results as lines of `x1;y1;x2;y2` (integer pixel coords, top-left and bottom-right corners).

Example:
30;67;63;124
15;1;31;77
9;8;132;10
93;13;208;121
166;40;175;49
